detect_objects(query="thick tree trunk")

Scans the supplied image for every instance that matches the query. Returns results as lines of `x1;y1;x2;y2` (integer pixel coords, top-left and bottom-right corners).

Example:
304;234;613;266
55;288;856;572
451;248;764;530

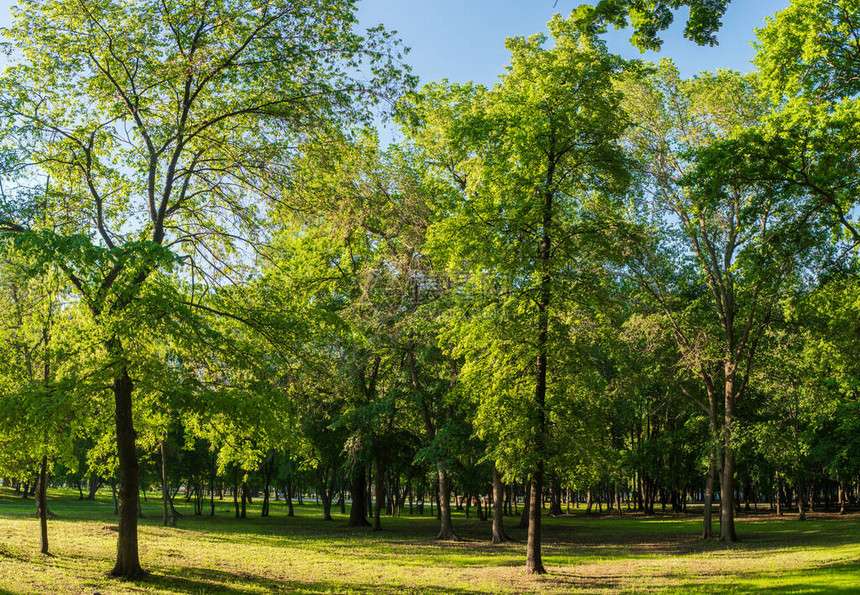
88;475;100;500
549;478;563;517
436;468;458;540
37;455;49;555
526;465;545;574
110;367;143;578
348;470;370;527
491;464;510;543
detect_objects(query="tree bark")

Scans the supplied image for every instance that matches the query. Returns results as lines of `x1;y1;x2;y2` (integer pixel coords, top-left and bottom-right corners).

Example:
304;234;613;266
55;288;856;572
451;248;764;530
373;454;384;531
436;468;458;540
348;470;370;527
526;465;545;574
286;477;295;517
519;483;531;528
37;455;49;555
110;366;143;578
161;440;170;527
702;385;719;539
719;367;737;542
491;464;510;543
526;177;552;575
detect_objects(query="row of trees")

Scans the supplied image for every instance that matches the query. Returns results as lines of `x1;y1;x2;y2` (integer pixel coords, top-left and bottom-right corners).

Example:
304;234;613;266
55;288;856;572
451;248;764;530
1;0;858;579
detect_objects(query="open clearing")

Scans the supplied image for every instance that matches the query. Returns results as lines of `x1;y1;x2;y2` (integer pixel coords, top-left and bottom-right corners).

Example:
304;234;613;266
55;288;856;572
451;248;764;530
0;489;858;594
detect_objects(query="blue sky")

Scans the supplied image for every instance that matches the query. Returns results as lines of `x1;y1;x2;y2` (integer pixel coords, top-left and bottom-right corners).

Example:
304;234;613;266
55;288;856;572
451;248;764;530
0;1;789;80
357;0;791;85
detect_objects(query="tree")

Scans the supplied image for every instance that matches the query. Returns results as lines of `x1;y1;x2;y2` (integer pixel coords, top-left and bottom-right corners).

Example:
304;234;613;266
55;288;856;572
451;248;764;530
404;14;630;572
620;61;824;540
573;0;731;51
0;0;409;577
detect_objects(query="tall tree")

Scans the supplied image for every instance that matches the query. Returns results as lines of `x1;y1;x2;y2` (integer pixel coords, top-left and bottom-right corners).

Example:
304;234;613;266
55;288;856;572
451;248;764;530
620;61;823;540
404;15;630;572
0;0;409;577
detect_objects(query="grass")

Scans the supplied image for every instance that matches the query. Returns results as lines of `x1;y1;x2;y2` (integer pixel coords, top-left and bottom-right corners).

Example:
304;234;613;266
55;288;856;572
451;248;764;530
0;488;859;593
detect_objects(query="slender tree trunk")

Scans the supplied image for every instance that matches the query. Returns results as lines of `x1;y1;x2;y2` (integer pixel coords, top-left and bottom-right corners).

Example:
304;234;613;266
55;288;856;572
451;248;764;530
436;468;458;540
37;455;49;555
161;440;170;527
233;467;240;519
526;465;545;574
524;163;555;575
241;482;248;519
776;471;783;516
519;483;531;528
798;482;806;521
702;427;717;538
110;366;143;578
321;472;334;521
286;477;294;517
209;455;215;517
491;464;510;543
373;455;384;531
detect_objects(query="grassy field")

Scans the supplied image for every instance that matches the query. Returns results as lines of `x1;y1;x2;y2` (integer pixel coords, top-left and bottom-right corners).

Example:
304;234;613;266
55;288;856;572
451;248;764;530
0;488;858;594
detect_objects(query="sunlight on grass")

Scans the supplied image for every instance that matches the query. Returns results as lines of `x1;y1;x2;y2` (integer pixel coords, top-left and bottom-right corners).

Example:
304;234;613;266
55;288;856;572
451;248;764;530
1;488;858;593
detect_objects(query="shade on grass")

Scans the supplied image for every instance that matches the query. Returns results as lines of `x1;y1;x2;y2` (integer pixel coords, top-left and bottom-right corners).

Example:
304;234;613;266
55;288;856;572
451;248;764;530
0;488;858;593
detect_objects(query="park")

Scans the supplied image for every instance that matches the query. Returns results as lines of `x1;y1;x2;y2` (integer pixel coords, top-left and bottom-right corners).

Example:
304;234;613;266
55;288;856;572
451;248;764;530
1;0;859;591
1;486;859;593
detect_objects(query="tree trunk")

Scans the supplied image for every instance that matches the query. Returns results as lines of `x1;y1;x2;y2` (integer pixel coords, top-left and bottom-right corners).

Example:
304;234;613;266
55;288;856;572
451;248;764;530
702;441;717;539
797;483;806;521
491;464;510;543
262;461;271;518
87;475;100;501
526;465;545;574
37;455;49;555
436;468;458;540
110;367;143;578
209;455;216;517
286;477;294;517
525;160;553;575
719;370;737;542
233;467;240;519
348;470;370;527
549;478;563;517
161;440;170;527
519;483;531;528
373;455;384;531
241;482;248;519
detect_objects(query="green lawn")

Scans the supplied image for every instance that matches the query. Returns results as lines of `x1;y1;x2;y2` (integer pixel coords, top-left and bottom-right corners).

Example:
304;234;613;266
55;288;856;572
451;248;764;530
0;488;858;593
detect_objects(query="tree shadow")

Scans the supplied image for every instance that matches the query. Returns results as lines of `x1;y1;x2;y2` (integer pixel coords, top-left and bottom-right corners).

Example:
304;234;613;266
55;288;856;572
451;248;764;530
136;566;489;594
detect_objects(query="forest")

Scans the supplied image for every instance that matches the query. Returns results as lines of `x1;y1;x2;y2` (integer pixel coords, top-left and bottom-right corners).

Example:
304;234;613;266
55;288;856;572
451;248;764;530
0;0;858;591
